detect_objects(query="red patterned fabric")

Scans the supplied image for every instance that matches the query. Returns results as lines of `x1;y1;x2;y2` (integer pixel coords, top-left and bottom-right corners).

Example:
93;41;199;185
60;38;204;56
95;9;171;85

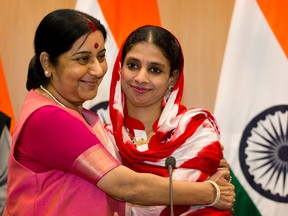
106;28;231;215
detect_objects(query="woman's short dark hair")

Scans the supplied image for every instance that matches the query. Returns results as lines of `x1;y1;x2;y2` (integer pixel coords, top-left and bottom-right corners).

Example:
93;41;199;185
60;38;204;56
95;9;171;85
121;25;184;76
26;9;107;90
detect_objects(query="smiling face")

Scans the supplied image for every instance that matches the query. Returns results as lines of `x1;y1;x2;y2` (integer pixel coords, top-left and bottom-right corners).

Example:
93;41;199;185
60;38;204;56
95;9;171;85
43;30;107;110
121;42;174;111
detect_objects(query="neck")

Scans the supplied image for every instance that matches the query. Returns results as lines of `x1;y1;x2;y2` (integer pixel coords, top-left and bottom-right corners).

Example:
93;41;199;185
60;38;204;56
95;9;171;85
39;85;83;114
126;103;162;133
40;85;66;107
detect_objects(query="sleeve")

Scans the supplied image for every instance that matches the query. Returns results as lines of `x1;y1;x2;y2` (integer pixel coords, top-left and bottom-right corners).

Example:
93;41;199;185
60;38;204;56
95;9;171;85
173;110;223;182
18;106;119;183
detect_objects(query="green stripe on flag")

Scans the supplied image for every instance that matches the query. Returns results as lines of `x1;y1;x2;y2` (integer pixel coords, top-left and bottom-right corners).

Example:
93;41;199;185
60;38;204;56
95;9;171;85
231;169;261;216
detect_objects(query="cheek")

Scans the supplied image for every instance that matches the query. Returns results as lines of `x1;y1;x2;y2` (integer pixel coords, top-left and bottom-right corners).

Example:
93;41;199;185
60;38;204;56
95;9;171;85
121;68;134;81
120;69;129;83
155;80;170;95
120;75;130;96
161;83;170;93
55;63;78;79
101;61;108;75
120;77;127;90
51;68;66;84
156;77;170;88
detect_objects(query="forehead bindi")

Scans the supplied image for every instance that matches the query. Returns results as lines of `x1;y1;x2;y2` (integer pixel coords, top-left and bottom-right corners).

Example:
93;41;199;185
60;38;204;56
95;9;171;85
72;31;104;53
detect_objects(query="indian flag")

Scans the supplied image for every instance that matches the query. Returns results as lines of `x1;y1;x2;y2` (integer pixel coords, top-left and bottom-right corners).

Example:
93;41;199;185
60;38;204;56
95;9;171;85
214;0;288;215
0;57;14;133
76;0;161;124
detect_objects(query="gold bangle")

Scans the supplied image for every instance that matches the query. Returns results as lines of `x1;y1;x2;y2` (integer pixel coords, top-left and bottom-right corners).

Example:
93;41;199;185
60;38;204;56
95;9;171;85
205;180;221;206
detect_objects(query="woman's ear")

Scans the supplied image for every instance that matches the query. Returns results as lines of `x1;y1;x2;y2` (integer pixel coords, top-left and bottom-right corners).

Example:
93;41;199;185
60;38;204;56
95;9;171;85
40;52;52;77
169;69;180;86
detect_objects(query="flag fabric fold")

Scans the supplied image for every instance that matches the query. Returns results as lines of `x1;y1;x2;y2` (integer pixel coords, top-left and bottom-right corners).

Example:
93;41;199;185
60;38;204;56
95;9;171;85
214;0;288;215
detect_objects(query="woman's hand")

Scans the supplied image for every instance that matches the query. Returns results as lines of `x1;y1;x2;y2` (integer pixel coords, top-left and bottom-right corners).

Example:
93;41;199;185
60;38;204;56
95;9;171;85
218;158;231;182
208;170;235;212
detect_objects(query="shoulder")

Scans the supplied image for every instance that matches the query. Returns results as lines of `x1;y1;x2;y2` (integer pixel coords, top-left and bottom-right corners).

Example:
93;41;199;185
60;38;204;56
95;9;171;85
26;106;86;132
29;105;73;121
182;107;220;135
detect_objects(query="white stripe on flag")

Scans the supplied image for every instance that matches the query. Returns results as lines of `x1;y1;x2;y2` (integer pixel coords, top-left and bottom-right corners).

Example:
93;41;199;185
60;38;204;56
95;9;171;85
214;0;288;215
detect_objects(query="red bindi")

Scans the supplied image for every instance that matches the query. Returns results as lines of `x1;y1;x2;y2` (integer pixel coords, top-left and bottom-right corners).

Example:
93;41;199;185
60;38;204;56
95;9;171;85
94;42;99;49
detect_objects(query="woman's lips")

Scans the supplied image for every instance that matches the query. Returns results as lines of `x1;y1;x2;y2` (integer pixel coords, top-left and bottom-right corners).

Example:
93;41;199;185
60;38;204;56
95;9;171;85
132;85;150;94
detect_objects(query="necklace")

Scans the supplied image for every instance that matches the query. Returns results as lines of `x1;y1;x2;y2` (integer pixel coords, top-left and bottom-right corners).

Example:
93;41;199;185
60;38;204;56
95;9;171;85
40;85;66;107
127;129;155;147
128;133;151;146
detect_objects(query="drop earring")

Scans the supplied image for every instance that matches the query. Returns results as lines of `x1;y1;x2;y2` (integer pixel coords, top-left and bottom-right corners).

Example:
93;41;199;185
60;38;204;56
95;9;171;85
164;84;173;102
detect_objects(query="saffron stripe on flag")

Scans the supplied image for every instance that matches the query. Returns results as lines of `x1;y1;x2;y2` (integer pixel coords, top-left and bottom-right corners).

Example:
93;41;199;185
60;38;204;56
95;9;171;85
257;0;288;57
214;0;288;215
0;57;15;133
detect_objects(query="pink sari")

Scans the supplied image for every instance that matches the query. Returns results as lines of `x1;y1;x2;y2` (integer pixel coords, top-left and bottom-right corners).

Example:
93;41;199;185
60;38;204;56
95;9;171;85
3;90;125;216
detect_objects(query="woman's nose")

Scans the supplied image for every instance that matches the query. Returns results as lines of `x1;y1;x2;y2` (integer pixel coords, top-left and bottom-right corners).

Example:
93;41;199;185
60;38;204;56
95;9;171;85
134;68;149;83
89;58;105;77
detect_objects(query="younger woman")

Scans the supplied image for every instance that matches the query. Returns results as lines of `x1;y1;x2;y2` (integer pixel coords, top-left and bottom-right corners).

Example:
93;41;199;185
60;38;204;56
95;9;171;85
107;25;233;215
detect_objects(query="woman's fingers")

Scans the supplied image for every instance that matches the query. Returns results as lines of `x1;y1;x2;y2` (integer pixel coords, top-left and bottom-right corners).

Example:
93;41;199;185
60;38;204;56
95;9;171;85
219;159;230;169
208;170;236;211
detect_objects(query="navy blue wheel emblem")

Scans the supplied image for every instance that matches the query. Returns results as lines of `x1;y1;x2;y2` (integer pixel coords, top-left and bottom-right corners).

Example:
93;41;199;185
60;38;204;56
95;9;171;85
239;105;288;203
90;101;110;124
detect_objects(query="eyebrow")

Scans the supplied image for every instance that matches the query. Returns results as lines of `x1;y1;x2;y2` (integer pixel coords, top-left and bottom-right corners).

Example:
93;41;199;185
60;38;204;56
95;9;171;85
125;57;139;62
72;48;106;57
126;57;165;67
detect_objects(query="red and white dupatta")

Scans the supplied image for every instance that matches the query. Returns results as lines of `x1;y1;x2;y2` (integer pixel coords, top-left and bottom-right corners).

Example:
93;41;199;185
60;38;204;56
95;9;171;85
105;30;230;216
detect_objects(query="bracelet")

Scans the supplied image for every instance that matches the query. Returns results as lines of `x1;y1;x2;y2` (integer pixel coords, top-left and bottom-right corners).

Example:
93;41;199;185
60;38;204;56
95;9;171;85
205;180;221;206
